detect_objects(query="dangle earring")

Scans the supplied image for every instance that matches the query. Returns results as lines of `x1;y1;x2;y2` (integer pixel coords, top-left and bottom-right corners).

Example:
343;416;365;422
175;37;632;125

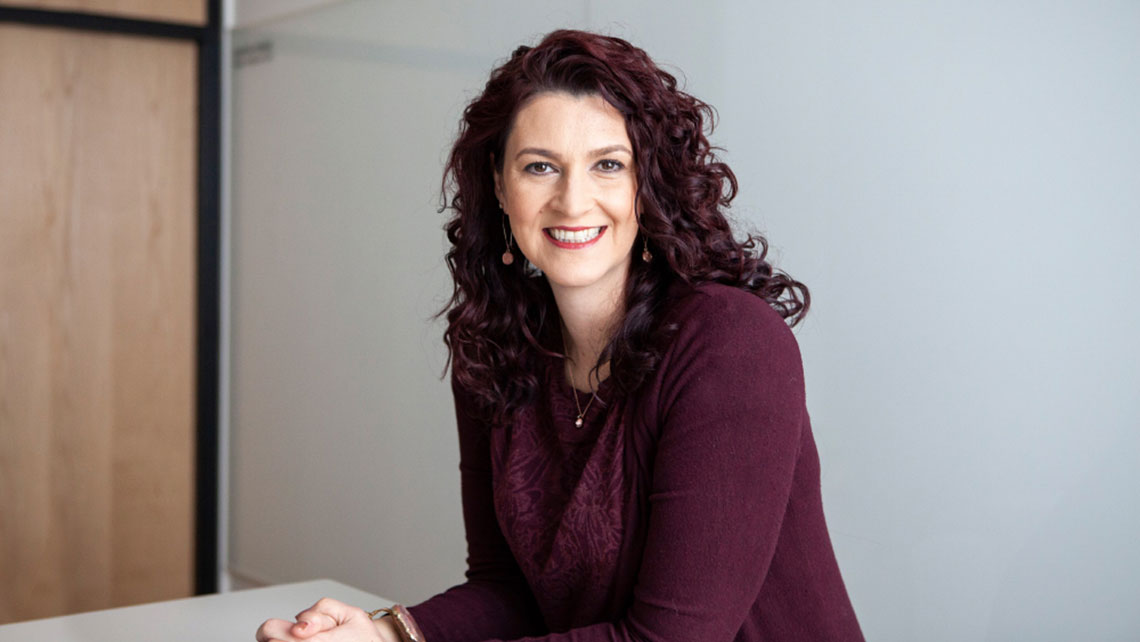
637;208;652;263
501;210;515;265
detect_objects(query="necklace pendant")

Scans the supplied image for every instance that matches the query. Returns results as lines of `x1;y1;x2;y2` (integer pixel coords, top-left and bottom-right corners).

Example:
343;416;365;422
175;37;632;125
575;416;584;428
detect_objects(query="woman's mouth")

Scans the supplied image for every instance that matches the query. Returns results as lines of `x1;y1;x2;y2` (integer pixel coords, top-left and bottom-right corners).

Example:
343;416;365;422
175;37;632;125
545;226;606;248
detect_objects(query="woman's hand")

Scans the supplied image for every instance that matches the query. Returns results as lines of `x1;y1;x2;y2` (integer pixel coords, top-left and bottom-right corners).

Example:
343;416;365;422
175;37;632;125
255;597;401;642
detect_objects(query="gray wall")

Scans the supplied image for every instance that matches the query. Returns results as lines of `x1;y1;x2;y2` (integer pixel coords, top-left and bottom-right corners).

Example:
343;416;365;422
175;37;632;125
228;1;1140;640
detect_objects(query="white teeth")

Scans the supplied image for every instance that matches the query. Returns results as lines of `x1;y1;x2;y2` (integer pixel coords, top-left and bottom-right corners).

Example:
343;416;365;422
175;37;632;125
549;227;602;243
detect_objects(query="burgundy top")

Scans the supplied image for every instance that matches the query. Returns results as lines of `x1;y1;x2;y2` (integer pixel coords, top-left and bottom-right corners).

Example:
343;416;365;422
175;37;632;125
408;282;863;641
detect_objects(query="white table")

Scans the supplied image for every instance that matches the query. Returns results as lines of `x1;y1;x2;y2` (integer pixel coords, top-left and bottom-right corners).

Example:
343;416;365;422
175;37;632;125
0;579;389;642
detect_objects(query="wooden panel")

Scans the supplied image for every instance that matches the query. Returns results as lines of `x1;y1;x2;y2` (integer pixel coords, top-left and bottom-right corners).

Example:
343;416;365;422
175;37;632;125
0;24;196;623
0;0;206;26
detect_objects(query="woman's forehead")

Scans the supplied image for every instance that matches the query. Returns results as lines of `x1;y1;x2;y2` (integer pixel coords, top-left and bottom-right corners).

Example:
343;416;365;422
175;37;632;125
505;92;630;155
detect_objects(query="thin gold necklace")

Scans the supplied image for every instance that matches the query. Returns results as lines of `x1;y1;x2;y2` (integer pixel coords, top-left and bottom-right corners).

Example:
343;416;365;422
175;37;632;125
566;365;599;428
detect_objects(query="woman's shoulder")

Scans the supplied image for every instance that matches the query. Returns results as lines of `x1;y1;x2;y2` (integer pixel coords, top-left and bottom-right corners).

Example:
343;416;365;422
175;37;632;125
646;281;807;425
665;281;798;346
654;281;804;387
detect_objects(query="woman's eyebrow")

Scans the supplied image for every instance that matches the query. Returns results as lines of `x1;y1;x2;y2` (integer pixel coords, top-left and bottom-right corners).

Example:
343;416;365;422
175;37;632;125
515;147;559;160
589;144;633;158
515;145;633;160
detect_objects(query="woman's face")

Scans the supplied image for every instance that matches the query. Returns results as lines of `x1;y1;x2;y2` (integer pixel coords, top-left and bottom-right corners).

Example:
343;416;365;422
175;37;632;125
495;92;639;300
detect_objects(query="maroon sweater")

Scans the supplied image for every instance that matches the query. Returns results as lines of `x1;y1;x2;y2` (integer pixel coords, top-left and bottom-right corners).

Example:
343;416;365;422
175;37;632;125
408;283;863;641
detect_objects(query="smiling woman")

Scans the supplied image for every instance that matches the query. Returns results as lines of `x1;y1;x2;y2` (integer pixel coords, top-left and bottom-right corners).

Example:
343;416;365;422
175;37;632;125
494;92;641;388
256;29;863;642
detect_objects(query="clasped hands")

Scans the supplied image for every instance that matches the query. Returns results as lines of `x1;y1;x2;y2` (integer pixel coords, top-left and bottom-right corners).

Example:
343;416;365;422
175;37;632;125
256;597;400;642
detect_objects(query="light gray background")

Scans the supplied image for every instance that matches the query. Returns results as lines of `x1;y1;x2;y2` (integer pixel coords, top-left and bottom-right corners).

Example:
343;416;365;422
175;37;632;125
227;1;1140;640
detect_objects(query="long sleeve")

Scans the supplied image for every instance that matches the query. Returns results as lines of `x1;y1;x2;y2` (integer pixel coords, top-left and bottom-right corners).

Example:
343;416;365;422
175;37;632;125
411;284;862;642
406;378;546;642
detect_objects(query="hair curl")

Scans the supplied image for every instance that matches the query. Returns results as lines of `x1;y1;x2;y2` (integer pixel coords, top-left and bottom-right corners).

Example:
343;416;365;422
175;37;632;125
440;29;809;423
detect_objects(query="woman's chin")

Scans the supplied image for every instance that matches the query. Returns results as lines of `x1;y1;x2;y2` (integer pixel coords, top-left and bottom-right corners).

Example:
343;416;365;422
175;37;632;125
542;264;631;295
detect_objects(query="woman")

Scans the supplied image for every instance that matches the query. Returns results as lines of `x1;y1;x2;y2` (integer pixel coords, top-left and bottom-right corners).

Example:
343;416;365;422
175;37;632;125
257;29;863;642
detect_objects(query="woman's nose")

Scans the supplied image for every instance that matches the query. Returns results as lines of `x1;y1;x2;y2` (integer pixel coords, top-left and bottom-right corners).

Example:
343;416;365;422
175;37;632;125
551;169;593;217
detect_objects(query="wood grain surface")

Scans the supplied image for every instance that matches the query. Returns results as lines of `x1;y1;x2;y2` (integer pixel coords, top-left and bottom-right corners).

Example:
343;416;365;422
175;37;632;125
0;0;207;26
0;24;197;623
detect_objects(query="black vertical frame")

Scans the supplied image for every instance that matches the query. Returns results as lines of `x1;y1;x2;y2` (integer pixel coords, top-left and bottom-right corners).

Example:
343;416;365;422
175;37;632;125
194;0;222;596
0;2;223;595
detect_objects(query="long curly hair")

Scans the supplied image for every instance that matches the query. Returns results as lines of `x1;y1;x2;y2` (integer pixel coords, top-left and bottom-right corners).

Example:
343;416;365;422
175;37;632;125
441;29;809;423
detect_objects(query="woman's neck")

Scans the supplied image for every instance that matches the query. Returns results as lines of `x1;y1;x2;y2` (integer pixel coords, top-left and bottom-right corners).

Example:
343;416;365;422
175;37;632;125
550;280;625;391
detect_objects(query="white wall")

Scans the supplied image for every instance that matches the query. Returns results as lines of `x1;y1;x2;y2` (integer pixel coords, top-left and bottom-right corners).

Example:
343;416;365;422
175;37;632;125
228;1;1140;640
710;5;1140;640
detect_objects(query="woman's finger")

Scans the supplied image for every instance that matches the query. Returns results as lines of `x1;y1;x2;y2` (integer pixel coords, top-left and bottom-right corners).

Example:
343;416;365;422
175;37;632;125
293;597;368;633
290;615;336;639
255;617;302;642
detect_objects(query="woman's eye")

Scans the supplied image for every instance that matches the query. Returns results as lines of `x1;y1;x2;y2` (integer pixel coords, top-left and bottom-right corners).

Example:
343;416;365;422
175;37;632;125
525;162;554;174
597;159;624;172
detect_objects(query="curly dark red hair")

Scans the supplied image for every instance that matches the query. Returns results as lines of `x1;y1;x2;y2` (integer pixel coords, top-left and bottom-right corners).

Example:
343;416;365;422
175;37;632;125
440;29;809;422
